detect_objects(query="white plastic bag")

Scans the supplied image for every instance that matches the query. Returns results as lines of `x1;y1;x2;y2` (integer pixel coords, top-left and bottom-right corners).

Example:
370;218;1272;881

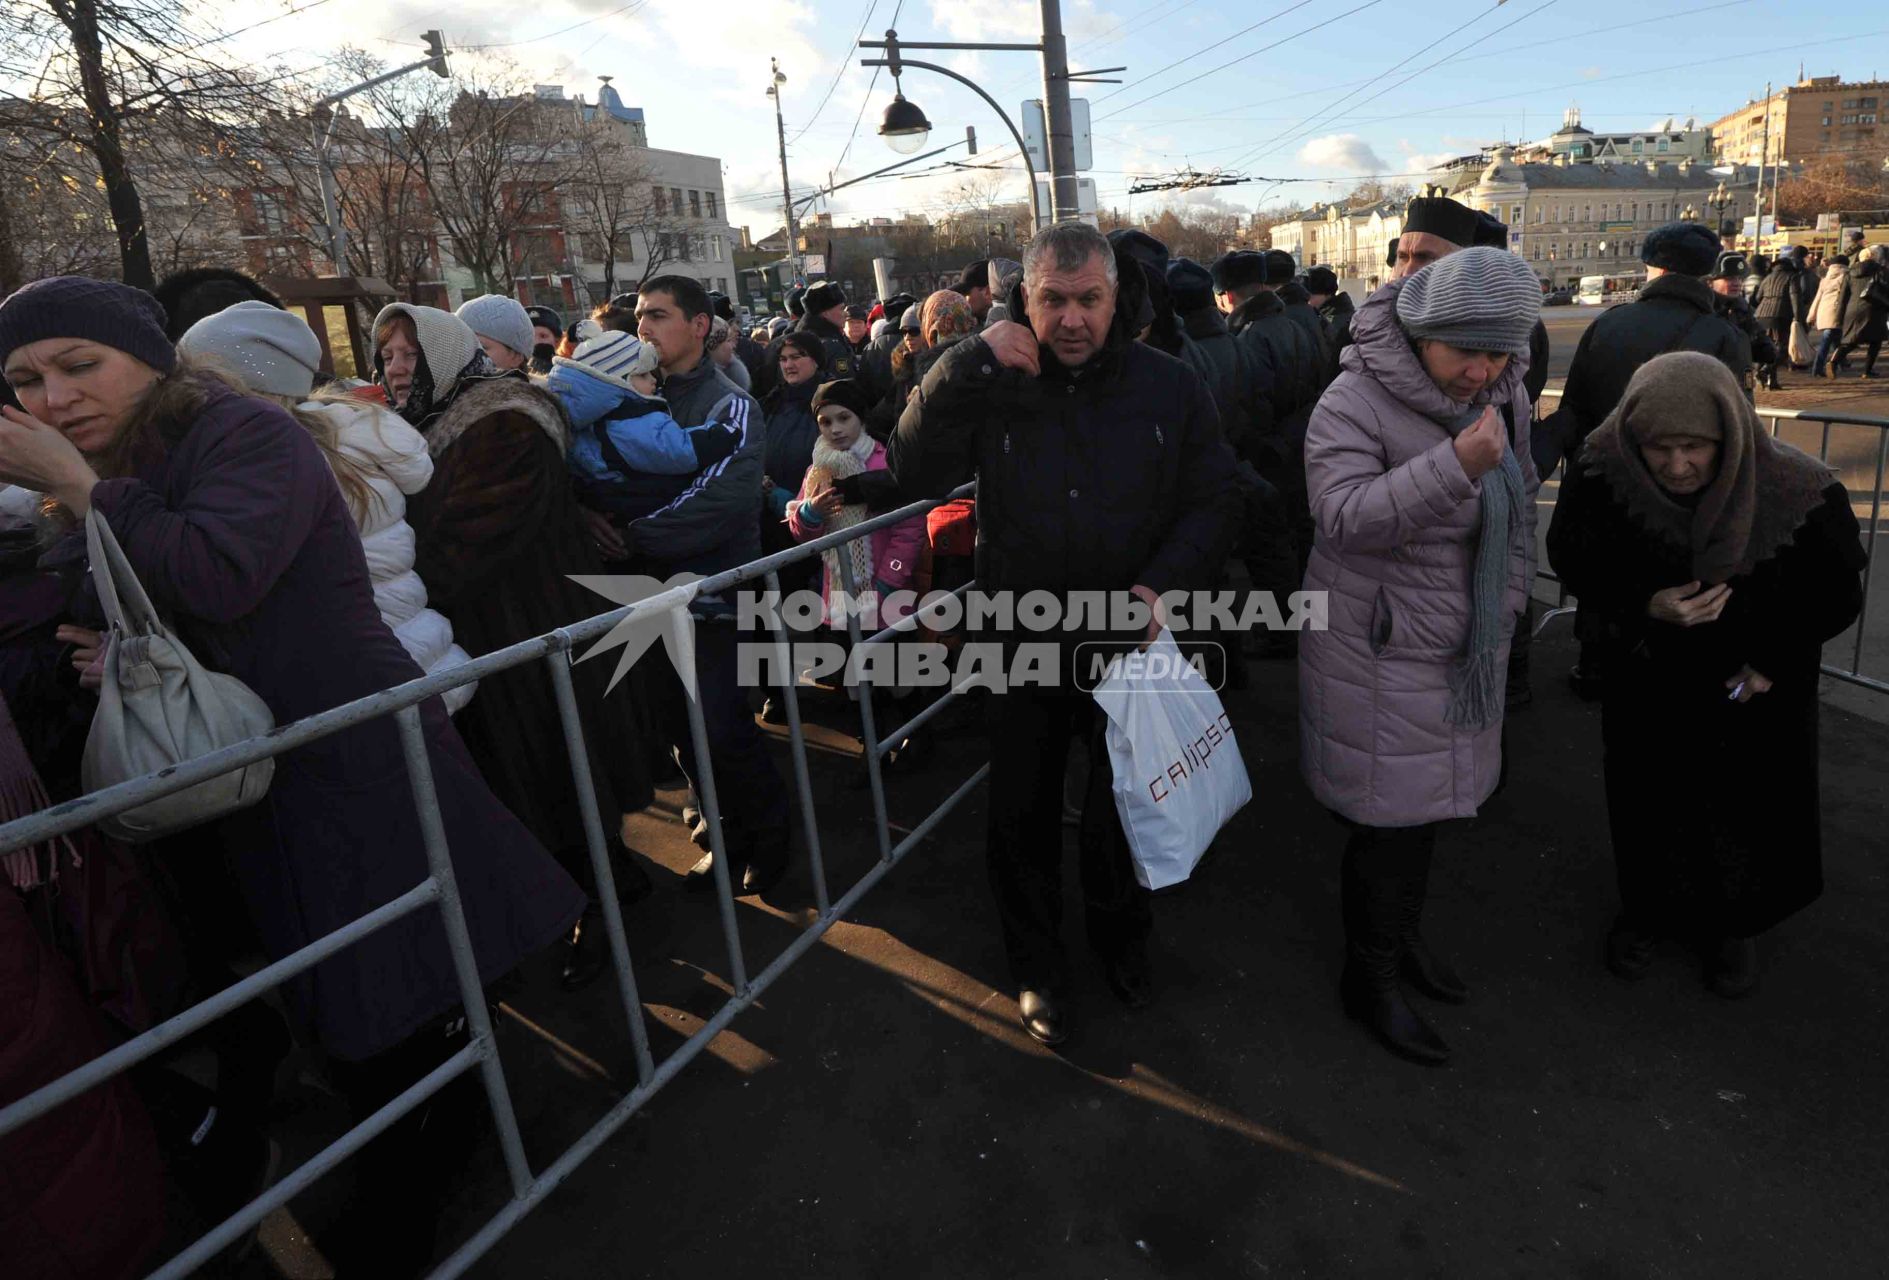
1091;629;1250;890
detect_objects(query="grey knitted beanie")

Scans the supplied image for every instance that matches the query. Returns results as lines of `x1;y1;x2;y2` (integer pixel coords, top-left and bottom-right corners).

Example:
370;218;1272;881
177;299;321;397
1394;246;1541;356
456;293;536;359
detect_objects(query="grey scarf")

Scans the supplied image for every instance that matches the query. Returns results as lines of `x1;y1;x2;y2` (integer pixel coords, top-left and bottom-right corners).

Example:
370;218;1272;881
1447;406;1523;731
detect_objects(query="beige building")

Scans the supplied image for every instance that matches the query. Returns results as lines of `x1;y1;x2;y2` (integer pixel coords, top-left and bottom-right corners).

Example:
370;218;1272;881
1464;148;1759;286
1711;76;1885;167
1270;200;1402;287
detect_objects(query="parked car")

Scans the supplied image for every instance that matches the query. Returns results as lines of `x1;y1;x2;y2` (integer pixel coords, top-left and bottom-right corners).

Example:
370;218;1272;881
1543;287;1575;306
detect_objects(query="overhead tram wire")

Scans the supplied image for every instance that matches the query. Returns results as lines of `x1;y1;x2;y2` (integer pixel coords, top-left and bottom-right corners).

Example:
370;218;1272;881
1226;0;1557;172
788;0;879;145
1091;0;1387;125
456;0;648;50
1087;0;1317;110
989;0;1204;96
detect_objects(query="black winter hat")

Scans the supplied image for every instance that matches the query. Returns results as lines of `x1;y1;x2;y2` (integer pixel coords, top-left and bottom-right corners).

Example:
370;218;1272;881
151;267;284;342
811;378;872;421
1386;236;1400;267
845;303;869;320
1641;220;1720;276
1710;251;1749;280
1108;228;1171;273
525;304;563;333
0;275;177;375
1303;265;1339;296
803;281;846;314
1402;196;1478;248
1166;258;1216;312
954;260;990;293
712;294;736;321
881;292;918;324
786;287;805;317
1210;250;1268;293
607;292;638;311
1472;210;1510;249
1262;249;1296;286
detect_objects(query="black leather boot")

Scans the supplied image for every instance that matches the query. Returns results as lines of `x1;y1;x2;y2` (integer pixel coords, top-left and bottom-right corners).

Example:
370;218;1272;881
1340;843;1449;1065
1399;844;1468;1004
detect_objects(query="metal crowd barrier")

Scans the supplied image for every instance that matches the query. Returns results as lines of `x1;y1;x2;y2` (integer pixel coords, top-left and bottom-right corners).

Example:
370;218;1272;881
1531;389;1888;696
0;482;980;1279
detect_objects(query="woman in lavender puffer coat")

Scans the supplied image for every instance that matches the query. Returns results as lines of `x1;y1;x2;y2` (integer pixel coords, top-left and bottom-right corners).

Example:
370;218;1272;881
1299;247;1541;1066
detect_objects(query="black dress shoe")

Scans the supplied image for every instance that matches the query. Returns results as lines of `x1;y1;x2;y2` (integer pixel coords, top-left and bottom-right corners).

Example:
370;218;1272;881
1018;988;1067;1046
1605;918;1657;981
561;908;608;991
1102;944;1154;1009
1399;938;1469;1004
1706;936;1759;998
1341;964;1450;1066
740;842;790;896
684;849;718;892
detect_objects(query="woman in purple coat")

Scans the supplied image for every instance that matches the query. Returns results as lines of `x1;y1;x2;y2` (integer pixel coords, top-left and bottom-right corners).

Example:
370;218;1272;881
1300;248;1541;1067
0;277;583;1271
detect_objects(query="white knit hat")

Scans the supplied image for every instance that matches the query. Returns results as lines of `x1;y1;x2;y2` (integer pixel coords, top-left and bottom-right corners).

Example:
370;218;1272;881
176;300;321;397
455;293;535;359
563;330;660;389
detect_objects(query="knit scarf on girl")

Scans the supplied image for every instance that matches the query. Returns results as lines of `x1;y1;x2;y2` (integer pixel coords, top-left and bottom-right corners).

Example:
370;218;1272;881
805;432;877;621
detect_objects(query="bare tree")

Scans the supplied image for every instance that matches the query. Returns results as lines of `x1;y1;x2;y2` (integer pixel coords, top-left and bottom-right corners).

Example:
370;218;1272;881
0;0;269;288
564;117;679;296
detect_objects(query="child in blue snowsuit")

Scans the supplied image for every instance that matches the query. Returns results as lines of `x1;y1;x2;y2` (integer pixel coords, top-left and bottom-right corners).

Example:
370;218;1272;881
546;331;741;522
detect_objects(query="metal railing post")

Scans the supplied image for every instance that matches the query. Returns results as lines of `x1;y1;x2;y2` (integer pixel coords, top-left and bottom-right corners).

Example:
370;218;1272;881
1856;430;1888;679
544;644;657;1086
394;705;534;1197
834;552;894;864
761;569;832;916
669;608;749;996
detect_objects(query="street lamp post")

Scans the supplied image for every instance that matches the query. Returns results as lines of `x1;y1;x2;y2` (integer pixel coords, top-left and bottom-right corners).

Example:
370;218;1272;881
767;59;802;288
1707;180;1733;240
859;1;1122;228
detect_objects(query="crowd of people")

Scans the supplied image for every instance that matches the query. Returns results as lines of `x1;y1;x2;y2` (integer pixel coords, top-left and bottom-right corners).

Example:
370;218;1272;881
0;189;1869;1277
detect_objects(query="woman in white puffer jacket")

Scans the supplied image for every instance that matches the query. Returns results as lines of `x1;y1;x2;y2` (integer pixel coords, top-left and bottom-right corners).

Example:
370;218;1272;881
176;302;476;712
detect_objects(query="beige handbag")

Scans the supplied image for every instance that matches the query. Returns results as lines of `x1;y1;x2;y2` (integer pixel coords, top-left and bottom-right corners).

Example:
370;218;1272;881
80;508;275;841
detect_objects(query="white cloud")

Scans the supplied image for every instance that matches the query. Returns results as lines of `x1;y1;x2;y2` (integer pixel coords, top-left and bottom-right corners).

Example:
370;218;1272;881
1297;134;1386;174
1400;152;1460;174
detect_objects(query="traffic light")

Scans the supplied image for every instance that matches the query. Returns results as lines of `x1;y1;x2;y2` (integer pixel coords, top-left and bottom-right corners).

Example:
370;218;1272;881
966;125;977;156
423;30;449;79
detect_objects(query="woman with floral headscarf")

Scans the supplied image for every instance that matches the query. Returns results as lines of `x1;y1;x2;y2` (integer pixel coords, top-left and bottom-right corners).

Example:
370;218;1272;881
373;303;657;993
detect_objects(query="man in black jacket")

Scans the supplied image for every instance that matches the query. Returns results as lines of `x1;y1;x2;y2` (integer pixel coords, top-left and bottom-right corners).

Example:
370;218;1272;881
1552;221;1750;467
1215;247;1328;603
1752;250;1801;389
1303;265;1354;374
889;223;1240;1046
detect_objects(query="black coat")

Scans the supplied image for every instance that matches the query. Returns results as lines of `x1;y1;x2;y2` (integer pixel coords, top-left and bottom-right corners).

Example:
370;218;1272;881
1558;273;1751;438
1317;291;1357;380
1176;304;1248;446
889;270;1241;611
1839;258;1889;345
1753;259;1800;323
1545;471;1865;937
1715;292;1776;367
1227;289;1329;464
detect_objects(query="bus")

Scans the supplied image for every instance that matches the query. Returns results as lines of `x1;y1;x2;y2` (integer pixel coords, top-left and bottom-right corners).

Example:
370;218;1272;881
1576;273;1643;305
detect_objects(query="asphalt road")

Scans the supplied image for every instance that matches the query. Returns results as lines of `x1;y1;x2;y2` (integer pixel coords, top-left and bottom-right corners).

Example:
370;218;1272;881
226;628;1889;1280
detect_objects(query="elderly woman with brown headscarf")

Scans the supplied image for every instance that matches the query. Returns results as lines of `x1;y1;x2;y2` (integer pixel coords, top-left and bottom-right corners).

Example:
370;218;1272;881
1547;351;1866;998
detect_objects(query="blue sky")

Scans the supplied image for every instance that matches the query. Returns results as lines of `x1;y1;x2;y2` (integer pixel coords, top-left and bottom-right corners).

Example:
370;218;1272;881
198;0;1889;229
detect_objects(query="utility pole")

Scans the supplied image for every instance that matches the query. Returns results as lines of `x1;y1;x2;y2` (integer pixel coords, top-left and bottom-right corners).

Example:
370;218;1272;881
769;58;802;289
1038;0;1079;223
1755;80;1771;255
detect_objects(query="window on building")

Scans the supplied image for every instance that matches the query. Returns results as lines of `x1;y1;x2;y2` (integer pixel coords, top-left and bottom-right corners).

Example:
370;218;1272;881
1510;203;1522;224
1535;204;1544;223
710;233;722;261
652;184;665;210
690;232;705;260
717;277;728;293
1657;139;1668;152
1631;139;1643;153
1865;114;1879;125
1823;116;1833;126
670;187;684;215
689;190;701;217
706;191;718;219
1630;202;1638;222
251;189;289;236
1865;96;1880;108
1583;204;1591;222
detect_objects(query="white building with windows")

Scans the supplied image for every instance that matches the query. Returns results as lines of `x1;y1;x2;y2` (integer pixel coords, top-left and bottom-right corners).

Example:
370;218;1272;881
1461;147;1758;286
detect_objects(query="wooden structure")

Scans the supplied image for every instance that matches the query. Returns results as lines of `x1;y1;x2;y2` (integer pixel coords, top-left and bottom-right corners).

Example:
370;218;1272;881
259;275;395;380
